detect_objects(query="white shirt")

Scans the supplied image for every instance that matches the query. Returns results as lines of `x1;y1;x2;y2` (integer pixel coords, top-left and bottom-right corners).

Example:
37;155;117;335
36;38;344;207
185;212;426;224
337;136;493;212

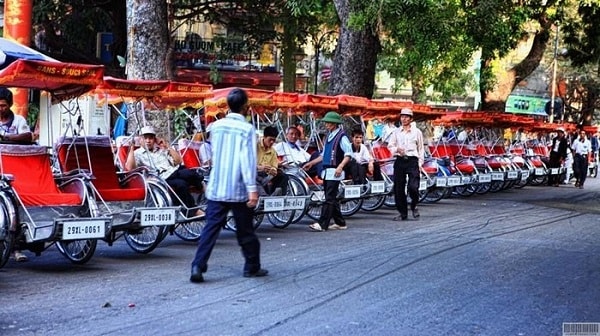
199;141;212;167
133;147;178;180
274;141;311;164
387;125;425;167
352;144;373;164
572;138;591;156
1;113;30;136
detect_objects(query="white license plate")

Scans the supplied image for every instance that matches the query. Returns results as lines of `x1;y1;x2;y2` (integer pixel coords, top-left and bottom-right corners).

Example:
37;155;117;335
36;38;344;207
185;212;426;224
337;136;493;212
507;171;519;179
140;209;176;226
62;220;105;240
435;177;447;187
535;168;545;175
461;176;472;184
521;170;530;179
478;174;492;183
447;176;462;186
311;191;325;202
283;196;306;210
491;172;504;181
419;180;428;190
551;168;559;175
344;186;362;198
262;197;284;212
370;181;385;194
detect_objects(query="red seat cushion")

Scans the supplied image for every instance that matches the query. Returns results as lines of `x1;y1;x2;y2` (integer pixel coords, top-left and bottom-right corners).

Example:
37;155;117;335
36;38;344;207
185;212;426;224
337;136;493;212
56;137;146;201
1;146;81;206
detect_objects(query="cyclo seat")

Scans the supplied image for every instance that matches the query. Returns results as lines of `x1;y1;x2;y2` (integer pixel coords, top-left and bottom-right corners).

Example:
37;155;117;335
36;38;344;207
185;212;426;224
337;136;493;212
0;144;81;206
56;136;146;201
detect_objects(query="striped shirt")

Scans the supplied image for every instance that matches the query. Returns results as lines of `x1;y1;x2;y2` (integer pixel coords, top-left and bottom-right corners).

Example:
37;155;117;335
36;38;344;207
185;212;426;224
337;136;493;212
205;112;257;202
133;147;178;180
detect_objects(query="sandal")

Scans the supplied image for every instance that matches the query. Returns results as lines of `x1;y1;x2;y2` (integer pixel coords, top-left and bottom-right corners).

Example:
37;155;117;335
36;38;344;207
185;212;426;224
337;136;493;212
195;209;205;217
308;223;324;232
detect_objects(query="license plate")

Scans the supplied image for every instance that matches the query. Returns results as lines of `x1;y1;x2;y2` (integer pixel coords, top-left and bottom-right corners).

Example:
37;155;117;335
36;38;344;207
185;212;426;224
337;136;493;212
344;186;362;198
140;209;176;226
311;191;325;202
507;171;519;179
447;176;462;186
551;168;559;175
435;177;447;187
370;181;385;194
521;170;530;179
283;196;306;210
419;180;428;190
62;220;105;240
461;176;472;184
535;168;545;175
491;172;504;181
262;197;284;212
478;174;492;183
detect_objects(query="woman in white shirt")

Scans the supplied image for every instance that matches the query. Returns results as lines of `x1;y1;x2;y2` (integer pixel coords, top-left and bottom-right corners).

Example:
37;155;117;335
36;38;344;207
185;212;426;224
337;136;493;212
349;127;382;184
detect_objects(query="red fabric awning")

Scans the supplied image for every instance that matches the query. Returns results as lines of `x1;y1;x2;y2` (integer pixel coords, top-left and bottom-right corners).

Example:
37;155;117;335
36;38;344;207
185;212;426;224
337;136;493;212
204;87;273;116
153;81;213;109
0;59;104;101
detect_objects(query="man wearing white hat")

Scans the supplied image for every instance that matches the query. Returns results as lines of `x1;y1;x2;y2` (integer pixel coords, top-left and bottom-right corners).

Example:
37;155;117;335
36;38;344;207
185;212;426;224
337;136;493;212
126;125;205;215
548;127;568;187
387;108;424;221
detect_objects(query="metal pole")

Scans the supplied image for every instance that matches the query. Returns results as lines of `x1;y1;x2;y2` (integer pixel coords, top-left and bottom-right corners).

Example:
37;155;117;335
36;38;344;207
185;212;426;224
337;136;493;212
549;25;559;123
314;46;320;94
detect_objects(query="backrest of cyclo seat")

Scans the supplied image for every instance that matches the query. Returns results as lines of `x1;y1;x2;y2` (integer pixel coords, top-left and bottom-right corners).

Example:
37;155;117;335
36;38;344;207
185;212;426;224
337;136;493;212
178;138;202;168
56;136;120;190
373;146;393;160
115;135;139;170
0;144;62;195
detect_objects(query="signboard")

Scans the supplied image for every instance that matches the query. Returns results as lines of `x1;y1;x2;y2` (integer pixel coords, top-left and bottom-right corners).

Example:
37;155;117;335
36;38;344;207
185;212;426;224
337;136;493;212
505;94;549;116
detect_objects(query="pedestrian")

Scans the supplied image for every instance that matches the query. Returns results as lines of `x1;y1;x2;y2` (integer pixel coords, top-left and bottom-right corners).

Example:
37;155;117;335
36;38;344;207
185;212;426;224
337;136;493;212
190;88;267;283
387;108;425;221
308;111;353;232
572;130;591;189
348;127;382;184
547;127;568;187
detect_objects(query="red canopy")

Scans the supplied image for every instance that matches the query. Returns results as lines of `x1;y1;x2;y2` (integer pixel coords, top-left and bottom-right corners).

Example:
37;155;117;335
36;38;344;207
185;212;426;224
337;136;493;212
204;87;272;116
0;59;104;101
153;81;213;109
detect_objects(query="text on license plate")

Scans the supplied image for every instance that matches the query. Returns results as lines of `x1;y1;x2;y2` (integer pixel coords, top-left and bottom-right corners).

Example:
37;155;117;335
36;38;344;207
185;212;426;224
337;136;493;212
141;209;176;226
62;221;105;240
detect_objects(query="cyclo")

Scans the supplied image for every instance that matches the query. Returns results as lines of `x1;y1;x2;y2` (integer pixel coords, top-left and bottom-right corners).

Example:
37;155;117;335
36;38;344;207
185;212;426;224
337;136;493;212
54;77;188;254
0;59;111;267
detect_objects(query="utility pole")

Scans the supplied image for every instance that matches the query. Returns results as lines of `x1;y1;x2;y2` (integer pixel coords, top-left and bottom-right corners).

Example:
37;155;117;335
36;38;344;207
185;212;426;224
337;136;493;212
549;25;560;124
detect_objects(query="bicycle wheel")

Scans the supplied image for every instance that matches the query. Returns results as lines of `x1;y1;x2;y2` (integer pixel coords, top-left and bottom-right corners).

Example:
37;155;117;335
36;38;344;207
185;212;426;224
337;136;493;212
124;183;169;254
174;193;206;241
340;198;363;217
56;239;97;264
0;198;14;268
360;194;386;211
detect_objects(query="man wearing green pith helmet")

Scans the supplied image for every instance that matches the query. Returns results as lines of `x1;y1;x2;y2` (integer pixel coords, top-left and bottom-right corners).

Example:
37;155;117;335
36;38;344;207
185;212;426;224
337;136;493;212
308;111;353;232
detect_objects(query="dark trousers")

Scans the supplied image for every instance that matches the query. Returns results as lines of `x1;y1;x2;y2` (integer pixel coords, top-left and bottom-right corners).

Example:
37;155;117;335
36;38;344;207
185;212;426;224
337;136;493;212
349;160;383;184
191;200;261;273
393;157;420;216
166;167;203;208
258;171;289;195
547;151;562;186
318;179;345;229
574;154;588;186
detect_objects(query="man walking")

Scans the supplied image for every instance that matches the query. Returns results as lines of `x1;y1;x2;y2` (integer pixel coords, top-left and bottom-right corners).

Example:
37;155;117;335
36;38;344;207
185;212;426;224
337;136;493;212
387;108;424;221
190;88;267;283
547;127;568;187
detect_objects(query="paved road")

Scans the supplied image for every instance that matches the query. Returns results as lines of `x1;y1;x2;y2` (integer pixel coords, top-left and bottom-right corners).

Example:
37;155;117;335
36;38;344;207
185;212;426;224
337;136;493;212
1;179;599;336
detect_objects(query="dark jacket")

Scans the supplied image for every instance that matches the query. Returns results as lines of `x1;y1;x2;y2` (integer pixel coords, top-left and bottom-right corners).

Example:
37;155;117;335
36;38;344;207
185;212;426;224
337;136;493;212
550;136;568;160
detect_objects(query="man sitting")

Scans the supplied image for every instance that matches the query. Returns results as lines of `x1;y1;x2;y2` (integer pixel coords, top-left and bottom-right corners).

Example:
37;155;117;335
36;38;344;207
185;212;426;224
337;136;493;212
258;126;289;195
274;126;321;177
125;126;204;217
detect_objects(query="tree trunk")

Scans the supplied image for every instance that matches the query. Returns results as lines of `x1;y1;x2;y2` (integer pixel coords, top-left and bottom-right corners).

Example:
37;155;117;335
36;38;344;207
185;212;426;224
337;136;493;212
125;0;171;138
480;17;551;111
281;26;297;93
125;0;169;80
329;0;380;98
